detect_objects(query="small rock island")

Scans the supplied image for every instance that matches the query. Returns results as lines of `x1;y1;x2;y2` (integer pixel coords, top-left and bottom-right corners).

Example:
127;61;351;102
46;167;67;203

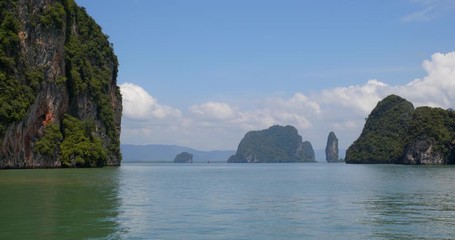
174;152;193;163
227;125;316;163
325;131;343;162
346;94;455;165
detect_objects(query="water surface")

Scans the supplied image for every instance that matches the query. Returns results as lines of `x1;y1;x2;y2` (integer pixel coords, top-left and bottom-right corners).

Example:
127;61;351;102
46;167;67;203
1;163;454;239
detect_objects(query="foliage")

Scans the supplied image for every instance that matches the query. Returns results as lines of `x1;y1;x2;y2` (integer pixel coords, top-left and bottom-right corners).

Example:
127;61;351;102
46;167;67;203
345;95;415;163
40;2;66;29
60;114;107;167
34;124;63;156
0;1;36;137
404;106;455;162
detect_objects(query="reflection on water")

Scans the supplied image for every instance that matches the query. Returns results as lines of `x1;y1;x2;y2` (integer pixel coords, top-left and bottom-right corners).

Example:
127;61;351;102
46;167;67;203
0;168;122;239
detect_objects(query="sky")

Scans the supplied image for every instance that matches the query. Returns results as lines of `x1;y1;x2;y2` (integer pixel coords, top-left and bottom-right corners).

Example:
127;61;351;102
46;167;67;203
76;0;455;152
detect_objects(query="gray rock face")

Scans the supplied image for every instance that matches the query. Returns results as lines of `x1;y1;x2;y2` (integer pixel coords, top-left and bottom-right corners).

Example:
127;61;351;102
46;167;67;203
174;152;193;163
402;139;445;165
325;131;339;162
227;125;316;163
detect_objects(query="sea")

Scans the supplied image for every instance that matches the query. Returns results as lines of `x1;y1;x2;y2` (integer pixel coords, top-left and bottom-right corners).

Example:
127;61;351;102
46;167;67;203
0;162;454;240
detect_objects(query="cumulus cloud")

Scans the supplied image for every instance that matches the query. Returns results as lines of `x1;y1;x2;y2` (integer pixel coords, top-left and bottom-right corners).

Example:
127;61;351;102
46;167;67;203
120;82;181;120
398;52;455;107
190;102;236;120
120;52;455;151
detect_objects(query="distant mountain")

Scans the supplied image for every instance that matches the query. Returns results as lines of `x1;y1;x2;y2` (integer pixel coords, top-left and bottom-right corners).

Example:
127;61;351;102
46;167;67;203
121;144;235;162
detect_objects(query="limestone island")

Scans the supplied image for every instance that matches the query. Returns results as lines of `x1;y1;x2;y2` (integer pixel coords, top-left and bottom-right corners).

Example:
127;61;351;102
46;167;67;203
227;125;316;163
346;94;455;165
174;152;193;163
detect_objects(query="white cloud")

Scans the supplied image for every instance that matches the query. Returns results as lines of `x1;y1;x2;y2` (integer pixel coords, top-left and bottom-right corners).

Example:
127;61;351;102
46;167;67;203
120;51;455;153
190;102;236;120
319;79;388;115
119;82;181;120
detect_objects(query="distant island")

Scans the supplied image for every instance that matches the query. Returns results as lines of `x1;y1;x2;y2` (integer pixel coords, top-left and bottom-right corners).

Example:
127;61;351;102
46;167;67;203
346;94;455;165
228;125;316;163
174;152;193;163
121;144;235;162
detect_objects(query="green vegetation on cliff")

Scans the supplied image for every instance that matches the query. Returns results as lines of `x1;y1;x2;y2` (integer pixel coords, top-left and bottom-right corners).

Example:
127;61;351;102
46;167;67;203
0;0;35;139
0;0;121;168
345;95;415;163
34;124;63;156
228;125;315;163
63;2;121;157
60;115;107;167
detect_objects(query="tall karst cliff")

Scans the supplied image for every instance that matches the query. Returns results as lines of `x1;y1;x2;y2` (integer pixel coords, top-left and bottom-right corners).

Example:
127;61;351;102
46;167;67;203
0;0;122;168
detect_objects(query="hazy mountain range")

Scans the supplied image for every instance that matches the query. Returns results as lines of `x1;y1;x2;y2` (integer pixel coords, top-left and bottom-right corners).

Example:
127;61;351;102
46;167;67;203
121;144;345;162
121;144;235;162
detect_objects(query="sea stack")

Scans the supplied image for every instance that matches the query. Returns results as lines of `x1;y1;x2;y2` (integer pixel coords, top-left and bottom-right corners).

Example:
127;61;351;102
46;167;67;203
325;131;339;162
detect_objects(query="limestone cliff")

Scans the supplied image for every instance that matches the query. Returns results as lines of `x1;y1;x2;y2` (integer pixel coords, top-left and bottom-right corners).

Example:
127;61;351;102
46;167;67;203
227;125;316;163
0;0;122;168
325;131;340;162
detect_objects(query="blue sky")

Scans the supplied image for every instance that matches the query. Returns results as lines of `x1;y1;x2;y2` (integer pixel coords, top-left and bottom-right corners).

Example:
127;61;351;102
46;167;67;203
76;0;455;152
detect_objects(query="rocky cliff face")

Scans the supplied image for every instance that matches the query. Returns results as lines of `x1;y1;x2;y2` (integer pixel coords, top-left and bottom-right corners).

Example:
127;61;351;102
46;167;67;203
325;131;339;162
346;95;455;165
0;0;122;168
173;152;193;163
401;107;455;165
227;125;316;163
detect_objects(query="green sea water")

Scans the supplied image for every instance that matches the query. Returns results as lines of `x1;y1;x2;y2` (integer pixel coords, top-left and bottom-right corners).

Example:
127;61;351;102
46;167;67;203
1;163;454;239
